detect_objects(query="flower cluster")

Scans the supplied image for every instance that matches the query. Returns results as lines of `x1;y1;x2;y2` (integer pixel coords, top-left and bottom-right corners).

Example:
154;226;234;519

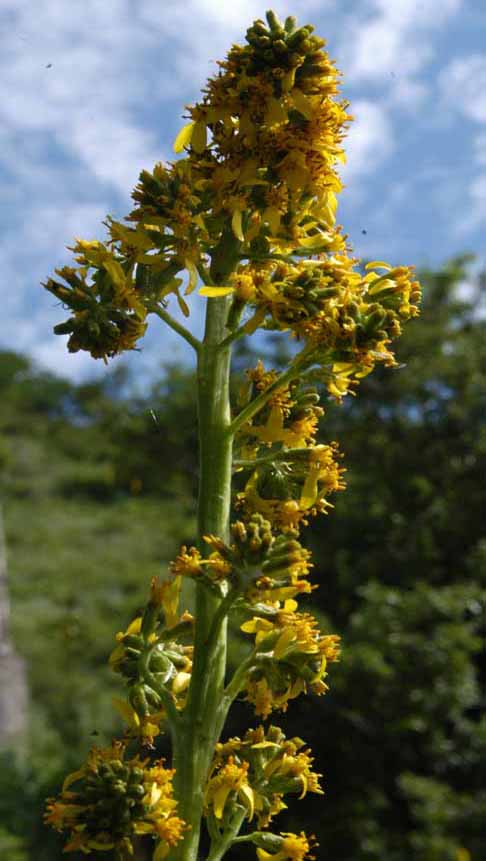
206;725;322;829
236;442;345;531
174;11;351;252
43;240;148;360
109;578;193;744
45;741;185;860
239;362;325;450
241;603;340;718
171;514;313;604
254;831;317;861
219;257;421;399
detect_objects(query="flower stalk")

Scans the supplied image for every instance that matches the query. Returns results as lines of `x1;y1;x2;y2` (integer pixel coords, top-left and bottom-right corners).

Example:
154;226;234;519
42;10;420;861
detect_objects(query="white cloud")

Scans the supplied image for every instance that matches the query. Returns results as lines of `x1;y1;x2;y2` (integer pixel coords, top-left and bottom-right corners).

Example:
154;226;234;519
454;173;486;235
473;131;486;166
139;1;327;95
439;55;486;123
387;78;429;111
341;0;462;114
341;100;394;183
0;0;165;196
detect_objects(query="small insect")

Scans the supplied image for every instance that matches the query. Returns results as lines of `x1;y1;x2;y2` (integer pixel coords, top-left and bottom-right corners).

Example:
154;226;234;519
46;63;52;69
361;229;367;235
149;409;159;424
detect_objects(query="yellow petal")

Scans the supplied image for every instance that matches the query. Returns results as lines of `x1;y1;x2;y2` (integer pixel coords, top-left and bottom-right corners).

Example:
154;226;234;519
300;473;319;509
126;617;142;635
112;697;140;729
298;233;327;249
282;68;296;93
365;260;392;270
368;278;394;295
199;286;235;297
184;259;198;295
231;209;245;242
172;671;191;694
213;784;231;819
283;599;298;612
238;783;255;819
177;295;190;318
62;768;85;793
173;121;195;153
108;643;125;666
240;619;258;633
103;258;126;287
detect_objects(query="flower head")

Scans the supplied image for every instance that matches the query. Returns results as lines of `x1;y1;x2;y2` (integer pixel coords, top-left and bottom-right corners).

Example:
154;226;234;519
45;741;185;859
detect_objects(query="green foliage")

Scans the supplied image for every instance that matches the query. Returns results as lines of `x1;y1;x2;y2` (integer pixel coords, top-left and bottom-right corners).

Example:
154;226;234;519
0;257;484;859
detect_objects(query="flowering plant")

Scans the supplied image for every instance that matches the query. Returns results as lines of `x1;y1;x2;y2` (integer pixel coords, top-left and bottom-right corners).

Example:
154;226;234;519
44;11;420;861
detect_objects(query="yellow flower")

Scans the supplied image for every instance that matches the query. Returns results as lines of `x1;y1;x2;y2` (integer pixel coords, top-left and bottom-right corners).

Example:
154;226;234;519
150;575;182;629
205;757;255;821
241;604;340;716
257;832;316;861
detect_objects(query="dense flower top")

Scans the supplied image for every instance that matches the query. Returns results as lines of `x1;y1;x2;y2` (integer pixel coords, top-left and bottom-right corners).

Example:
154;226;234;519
173;12;350;249
43;11;419;373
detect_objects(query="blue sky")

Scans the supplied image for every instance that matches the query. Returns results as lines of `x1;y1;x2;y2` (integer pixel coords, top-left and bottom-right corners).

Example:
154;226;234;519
2;0;486;380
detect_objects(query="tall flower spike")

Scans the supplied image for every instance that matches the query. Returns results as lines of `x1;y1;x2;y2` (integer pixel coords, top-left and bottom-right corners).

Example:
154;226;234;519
43;10;421;861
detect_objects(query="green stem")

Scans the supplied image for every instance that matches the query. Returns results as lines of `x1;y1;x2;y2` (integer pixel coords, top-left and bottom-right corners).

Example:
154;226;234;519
207;806;248;861
172;295;234;861
232;830;263;845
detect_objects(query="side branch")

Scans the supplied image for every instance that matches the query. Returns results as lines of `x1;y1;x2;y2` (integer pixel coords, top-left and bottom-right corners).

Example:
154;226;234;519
153;307;202;353
207;806;248;861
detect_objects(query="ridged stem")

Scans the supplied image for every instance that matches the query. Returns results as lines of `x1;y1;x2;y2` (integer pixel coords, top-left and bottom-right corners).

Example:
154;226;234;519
172;295;233;861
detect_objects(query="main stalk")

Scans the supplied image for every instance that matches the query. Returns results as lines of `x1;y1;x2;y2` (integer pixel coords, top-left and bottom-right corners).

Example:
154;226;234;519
172;295;233;861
